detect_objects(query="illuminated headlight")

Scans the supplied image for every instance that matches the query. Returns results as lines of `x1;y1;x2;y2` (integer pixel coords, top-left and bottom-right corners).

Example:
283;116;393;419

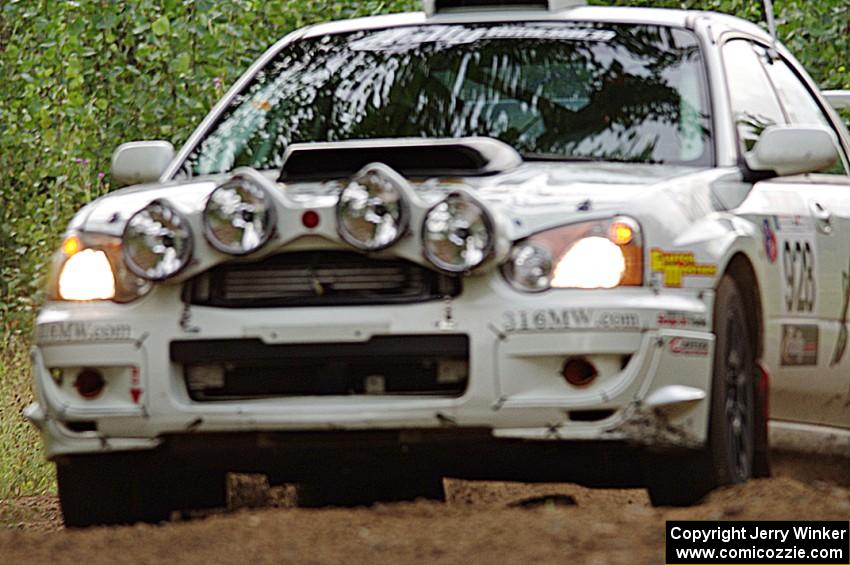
204;177;275;255
423;194;494;273
48;233;150;302
553;237;625;289
123;201;193;280
337;169;407;251
504;217;643;291
58;249;115;301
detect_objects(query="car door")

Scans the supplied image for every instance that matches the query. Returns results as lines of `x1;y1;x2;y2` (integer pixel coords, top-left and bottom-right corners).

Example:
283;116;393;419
758;47;850;428
721;39;850;429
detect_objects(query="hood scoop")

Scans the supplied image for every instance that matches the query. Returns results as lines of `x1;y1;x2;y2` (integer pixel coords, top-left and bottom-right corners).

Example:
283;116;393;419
277;137;522;182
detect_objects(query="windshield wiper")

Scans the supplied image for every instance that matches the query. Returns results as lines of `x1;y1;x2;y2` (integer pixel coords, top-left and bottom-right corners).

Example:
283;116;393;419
519;152;600;162
519;153;669;165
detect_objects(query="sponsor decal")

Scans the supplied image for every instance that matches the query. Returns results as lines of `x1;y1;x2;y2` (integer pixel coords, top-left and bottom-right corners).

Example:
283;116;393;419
594;311;641;329
762;218;778;263
669;337;710;356
657;311;708;329
830;258;850;367
503;309;592;332
37;322;132;344
649;249;717;288
502;309;641;333
781;324;818;366
782;239;816;313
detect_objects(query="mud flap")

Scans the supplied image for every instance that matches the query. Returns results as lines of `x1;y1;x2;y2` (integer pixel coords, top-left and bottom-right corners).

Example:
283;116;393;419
752;363;771;478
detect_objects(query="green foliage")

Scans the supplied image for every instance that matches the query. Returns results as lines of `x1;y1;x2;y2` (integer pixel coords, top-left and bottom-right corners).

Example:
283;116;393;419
0;0;847;497
0;335;54;499
0;0;416;336
0;0;416;498
603;0;850;92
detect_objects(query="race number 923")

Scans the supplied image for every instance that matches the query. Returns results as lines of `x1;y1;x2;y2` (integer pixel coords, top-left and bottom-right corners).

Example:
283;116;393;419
783;240;815;313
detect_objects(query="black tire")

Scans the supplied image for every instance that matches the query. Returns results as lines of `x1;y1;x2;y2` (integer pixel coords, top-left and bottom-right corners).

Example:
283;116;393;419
295;469;445;508
645;275;760;506
58;453;226;527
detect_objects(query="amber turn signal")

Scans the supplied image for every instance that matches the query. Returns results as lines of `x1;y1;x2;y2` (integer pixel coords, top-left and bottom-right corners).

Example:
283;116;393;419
609;221;635;246
62;235;82;256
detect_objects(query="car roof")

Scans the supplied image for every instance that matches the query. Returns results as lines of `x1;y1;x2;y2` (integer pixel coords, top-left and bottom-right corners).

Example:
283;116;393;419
301;6;773;43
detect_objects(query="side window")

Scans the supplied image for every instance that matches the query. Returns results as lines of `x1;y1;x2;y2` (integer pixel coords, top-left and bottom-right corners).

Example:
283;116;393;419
722;40;785;152
757;50;849;175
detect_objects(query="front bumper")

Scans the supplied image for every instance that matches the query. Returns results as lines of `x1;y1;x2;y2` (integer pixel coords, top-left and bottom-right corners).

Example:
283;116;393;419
27;278;715;462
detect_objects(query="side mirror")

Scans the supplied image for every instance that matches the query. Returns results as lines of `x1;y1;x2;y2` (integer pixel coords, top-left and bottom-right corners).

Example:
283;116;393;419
823;90;850;111
111;141;175;187
745;125;839;178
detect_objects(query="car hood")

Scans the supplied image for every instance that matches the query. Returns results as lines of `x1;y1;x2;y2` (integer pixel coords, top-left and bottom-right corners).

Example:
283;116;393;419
79;162;707;237
463;162;701;208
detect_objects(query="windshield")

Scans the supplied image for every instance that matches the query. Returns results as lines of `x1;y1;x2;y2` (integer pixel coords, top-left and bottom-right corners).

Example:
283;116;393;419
179;22;711;177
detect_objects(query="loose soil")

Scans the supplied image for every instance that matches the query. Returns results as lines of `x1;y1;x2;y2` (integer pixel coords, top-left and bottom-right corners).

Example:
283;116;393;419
1;469;848;565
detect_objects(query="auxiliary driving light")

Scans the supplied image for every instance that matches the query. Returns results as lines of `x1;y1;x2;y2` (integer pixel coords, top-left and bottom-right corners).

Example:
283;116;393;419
337;168;408;251
423;193;494;273
204;177;275;255
123;201;193;280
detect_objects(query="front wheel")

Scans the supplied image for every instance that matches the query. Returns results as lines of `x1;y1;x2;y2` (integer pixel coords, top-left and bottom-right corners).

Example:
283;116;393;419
645;275;760;506
58;453;226;527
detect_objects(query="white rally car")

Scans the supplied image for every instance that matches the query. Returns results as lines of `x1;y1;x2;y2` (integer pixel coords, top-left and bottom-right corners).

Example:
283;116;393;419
26;0;850;526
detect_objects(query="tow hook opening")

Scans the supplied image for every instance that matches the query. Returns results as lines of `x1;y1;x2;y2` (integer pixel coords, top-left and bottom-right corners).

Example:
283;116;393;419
74;368;106;399
562;357;598;387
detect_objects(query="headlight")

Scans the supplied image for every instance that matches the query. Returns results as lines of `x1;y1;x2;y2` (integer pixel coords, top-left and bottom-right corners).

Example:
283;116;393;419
123;201;193;280
553;237;625;288
48;233;150;302
337;168;407;251
204;177;275;255
504;217;643;291
59;249;115;301
505;240;553;292
423;193;494;273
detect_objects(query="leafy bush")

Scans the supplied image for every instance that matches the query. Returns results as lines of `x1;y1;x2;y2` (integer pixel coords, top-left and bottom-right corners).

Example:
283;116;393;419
0;0;847;497
0;335;54;499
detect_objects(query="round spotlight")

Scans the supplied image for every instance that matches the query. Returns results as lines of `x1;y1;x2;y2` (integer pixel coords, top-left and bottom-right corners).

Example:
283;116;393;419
123;201;193;280
204;178;275;255
423;194;493;273
337;168;407;251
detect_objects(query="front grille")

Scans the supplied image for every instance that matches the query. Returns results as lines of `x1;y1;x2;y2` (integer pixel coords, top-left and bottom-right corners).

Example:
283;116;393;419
171;335;470;401
186;251;461;308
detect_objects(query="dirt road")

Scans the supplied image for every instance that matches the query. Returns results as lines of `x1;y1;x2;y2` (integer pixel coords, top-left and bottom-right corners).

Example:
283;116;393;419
1;470;848;565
